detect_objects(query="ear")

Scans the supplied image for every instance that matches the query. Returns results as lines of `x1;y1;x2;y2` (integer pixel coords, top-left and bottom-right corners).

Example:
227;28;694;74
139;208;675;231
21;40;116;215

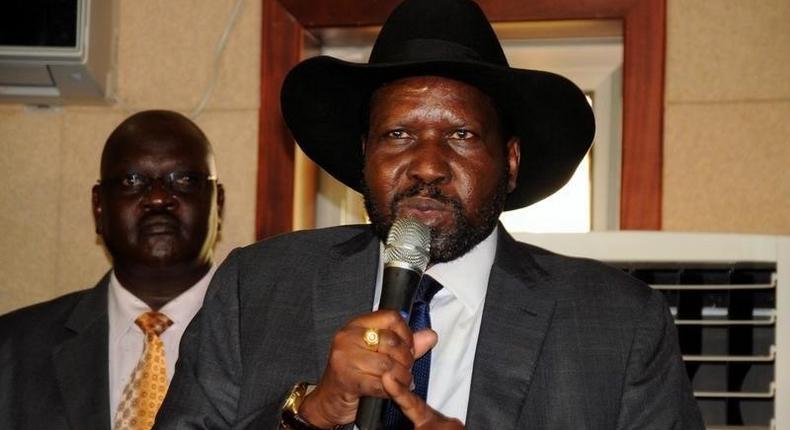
216;183;225;232
92;184;104;235
505;137;521;193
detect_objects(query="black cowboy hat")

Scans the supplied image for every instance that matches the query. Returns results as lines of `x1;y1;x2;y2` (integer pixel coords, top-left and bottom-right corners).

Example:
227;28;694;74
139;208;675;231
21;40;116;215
281;0;595;210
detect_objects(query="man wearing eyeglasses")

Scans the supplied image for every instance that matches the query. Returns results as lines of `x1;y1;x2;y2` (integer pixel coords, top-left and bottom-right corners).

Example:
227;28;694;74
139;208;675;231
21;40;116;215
0;110;224;430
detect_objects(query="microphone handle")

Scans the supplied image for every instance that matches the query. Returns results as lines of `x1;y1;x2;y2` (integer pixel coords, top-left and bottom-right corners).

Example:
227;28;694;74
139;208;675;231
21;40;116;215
355;267;422;430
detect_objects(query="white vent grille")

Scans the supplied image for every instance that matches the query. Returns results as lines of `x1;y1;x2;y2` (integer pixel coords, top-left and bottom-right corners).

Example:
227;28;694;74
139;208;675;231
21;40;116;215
512;232;790;430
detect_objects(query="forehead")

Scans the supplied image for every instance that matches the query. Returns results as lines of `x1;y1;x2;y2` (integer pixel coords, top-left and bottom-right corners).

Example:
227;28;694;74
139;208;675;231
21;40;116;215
101;128;212;176
369;76;499;120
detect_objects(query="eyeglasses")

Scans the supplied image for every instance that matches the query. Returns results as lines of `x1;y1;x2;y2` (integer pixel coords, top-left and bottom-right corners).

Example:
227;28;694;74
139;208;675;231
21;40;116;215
99;171;217;196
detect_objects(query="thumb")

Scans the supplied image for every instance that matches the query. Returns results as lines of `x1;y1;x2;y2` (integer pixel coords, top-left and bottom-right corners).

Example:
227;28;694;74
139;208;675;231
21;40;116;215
412;329;438;359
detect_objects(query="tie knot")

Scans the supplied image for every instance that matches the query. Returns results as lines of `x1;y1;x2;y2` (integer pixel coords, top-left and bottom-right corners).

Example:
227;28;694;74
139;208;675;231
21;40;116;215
415;275;443;304
135;311;173;336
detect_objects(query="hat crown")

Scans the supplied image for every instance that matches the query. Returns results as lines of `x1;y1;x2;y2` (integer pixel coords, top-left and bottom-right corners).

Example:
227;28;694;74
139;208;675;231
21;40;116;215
369;0;508;66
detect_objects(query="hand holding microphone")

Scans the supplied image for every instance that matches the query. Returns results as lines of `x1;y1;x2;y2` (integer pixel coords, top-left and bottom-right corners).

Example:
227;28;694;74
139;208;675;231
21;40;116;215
296;219;434;429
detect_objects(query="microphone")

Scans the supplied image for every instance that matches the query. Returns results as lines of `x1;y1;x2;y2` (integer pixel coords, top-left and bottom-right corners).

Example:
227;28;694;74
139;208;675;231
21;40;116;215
355;218;431;430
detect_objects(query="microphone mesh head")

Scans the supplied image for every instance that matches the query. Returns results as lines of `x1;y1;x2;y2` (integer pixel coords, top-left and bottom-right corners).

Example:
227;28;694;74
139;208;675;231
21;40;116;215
383;218;431;273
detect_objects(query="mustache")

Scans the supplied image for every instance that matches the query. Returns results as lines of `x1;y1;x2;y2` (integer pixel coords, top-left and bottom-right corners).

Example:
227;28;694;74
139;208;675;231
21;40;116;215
391;183;463;213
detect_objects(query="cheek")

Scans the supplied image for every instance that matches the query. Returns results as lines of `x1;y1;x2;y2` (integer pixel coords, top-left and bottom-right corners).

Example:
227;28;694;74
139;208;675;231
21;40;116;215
453;172;479;210
100;205;140;250
452;158;480;188
365;154;400;198
180;200;214;237
452;158;501;209
109;205;139;234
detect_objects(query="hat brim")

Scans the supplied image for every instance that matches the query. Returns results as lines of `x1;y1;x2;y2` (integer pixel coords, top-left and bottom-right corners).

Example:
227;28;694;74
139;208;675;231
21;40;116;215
281;55;595;210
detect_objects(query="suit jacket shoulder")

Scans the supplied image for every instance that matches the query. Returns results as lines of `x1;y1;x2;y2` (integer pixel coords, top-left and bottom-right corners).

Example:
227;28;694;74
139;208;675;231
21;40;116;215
503;233;653;302
227;224;374;272
0;275;111;430
1;287;93;341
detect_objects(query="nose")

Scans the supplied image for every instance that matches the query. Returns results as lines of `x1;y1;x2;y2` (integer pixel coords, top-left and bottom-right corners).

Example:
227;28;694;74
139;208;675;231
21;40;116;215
141;179;177;211
407;139;451;186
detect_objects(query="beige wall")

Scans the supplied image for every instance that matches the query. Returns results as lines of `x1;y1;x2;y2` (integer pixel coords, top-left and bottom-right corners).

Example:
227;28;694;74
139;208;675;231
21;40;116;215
664;0;790;233
2;0;789;314
0;0;260;314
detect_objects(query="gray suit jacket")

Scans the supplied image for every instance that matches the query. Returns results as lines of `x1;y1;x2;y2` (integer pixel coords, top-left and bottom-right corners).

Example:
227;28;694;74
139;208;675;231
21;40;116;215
156;225;703;429
0;274;112;429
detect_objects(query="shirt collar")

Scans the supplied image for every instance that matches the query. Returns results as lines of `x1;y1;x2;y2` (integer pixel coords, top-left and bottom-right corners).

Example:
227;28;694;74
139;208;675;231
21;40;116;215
424;225;498;314
108;266;215;341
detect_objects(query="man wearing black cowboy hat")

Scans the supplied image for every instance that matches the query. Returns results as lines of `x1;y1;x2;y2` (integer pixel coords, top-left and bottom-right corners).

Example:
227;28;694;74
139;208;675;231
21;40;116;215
156;0;703;429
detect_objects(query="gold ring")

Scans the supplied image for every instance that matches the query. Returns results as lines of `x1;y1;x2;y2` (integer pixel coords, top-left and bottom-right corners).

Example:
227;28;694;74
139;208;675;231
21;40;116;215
363;328;380;351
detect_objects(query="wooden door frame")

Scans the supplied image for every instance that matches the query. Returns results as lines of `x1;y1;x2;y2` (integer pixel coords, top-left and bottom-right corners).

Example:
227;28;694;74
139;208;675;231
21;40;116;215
257;0;664;239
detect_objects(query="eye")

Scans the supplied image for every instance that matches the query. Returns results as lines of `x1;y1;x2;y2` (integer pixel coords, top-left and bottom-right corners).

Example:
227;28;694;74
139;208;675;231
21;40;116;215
173;173;196;185
120;173;147;189
449;129;475;140
386;129;411;139
171;172;201;192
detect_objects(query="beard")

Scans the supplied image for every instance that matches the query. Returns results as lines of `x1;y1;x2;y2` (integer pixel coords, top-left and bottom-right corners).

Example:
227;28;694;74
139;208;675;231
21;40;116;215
362;169;509;263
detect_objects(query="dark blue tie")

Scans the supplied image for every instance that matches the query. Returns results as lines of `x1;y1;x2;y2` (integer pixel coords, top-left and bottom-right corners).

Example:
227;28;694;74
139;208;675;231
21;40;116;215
383;275;443;430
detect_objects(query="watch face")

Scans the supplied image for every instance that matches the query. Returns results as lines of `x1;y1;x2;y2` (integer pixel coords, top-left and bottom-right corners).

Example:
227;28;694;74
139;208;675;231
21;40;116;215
283;382;307;414
281;383;332;430
284;391;298;412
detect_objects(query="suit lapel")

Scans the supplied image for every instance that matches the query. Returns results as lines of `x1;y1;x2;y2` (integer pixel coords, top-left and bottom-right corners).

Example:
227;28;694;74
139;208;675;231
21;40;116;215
313;227;381;372
53;275;111;430
466;230;556;430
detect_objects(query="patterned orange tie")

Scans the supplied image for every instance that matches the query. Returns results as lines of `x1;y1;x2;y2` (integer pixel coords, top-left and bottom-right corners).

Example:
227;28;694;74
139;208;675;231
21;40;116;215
113;311;173;430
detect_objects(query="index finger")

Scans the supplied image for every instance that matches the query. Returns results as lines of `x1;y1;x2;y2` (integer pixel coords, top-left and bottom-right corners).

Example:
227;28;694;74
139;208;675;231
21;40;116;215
381;372;434;428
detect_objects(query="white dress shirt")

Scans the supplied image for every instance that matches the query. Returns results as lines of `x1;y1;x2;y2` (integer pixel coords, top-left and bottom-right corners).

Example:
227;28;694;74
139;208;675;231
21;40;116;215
373;227;497;423
107;267;215;420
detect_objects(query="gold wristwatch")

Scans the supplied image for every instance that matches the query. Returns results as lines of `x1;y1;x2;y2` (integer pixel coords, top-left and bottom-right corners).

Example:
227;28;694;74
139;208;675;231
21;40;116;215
280;382;343;430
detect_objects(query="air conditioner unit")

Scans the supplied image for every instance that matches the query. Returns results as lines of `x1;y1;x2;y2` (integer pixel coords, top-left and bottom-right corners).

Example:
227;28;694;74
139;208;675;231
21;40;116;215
513;231;790;430
0;0;114;105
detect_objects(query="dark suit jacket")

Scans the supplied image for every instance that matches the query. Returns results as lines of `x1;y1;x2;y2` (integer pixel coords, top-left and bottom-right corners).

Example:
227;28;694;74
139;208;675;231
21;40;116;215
157;225;703;429
0;274;112;429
